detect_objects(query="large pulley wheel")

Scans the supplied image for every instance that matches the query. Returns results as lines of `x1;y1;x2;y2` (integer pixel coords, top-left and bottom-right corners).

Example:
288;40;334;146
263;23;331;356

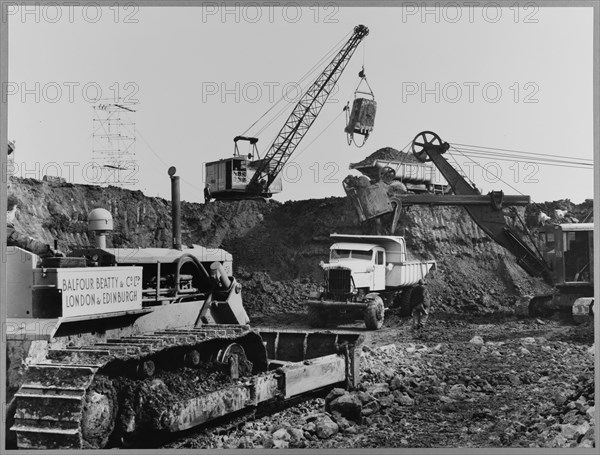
216;343;253;377
411;131;444;163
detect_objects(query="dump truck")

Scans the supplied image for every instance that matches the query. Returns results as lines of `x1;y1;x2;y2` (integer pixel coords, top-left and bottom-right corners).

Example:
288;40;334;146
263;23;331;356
349;154;449;194
5;168;364;450
305;234;436;330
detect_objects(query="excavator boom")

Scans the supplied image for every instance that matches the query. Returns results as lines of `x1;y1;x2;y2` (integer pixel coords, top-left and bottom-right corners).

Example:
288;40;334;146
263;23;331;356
409;131;553;284
344;131;554;284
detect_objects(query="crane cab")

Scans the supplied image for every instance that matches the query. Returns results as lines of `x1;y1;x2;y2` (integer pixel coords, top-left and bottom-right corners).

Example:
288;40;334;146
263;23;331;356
205;157;283;199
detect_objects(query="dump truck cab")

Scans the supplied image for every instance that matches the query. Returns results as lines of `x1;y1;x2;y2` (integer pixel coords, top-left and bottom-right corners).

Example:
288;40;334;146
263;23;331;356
326;242;388;292
307;234;436;330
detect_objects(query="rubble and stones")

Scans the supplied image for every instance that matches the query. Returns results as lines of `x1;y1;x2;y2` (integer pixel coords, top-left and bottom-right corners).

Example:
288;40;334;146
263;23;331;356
165;317;595;449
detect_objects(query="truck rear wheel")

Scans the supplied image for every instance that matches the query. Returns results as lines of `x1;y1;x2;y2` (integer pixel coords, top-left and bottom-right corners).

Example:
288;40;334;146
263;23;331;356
307;306;328;328
364;294;384;330
398;287;414;317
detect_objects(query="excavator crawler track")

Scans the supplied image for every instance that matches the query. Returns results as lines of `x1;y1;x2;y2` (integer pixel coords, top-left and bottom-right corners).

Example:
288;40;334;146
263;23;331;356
10;325;268;449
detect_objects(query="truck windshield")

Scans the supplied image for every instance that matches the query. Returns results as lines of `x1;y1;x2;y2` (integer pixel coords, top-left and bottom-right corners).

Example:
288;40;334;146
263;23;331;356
331;249;351;260
331;249;372;261
351;251;373;261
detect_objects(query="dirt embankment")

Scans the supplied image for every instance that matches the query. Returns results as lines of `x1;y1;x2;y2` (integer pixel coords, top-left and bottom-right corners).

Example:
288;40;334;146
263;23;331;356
7;176;591;316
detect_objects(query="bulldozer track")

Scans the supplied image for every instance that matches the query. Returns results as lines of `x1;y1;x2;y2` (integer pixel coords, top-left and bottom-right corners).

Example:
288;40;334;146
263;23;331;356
10;324;266;450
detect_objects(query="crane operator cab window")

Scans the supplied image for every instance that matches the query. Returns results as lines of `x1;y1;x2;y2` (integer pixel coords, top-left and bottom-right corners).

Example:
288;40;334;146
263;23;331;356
232;160;247;184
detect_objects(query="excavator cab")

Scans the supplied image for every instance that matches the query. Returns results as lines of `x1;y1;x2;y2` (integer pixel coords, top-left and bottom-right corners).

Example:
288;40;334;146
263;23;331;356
538;223;594;285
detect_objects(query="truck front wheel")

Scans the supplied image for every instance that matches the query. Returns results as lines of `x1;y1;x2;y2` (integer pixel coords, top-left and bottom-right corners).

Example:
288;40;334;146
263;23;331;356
364;294;385;330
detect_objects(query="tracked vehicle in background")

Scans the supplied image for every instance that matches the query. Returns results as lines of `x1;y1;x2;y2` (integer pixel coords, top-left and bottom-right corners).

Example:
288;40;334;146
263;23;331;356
5;168;363;449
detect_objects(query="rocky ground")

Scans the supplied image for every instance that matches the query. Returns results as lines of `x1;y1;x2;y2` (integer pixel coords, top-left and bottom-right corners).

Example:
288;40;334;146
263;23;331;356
163;311;595;450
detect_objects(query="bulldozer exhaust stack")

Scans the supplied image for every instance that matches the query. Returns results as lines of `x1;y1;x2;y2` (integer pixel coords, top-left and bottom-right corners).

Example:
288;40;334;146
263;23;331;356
169;166;182;250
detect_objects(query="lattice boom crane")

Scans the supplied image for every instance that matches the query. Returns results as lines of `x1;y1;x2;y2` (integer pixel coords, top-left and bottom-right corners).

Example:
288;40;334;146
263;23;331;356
205;25;369;200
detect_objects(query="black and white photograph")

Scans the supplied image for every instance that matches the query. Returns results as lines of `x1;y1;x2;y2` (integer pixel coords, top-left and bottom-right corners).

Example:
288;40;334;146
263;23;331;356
1;1;597;451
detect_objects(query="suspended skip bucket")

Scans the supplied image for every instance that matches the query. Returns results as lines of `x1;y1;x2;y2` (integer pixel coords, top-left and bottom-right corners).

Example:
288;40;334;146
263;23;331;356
345;98;377;145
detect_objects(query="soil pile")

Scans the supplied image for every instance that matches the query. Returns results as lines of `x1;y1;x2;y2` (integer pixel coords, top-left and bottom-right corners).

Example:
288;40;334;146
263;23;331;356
350;147;420;168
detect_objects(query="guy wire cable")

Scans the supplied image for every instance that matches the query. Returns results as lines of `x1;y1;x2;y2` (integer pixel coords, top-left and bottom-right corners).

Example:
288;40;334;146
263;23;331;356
241;31;351;138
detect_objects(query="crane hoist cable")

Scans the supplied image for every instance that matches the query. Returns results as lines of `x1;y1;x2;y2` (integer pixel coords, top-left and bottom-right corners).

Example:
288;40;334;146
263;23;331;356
252;35;352;140
450;142;593;166
453;142;593;162
448;146;593;169
449;144;568;221
451;153;592;170
247;24;370;195
448;144;526;196
447;144;551;253
453;148;593;167
240;31;352;139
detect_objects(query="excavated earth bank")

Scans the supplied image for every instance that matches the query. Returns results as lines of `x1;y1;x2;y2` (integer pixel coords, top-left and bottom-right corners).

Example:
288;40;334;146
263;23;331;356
6;175;595;449
9;176;586;316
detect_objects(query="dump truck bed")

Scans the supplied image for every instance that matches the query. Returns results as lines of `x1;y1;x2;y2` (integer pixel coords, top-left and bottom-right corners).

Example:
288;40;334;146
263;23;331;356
386;260;437;287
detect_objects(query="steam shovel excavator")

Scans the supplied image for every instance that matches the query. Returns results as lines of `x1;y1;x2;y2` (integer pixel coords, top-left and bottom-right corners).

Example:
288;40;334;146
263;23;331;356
343;131;594;320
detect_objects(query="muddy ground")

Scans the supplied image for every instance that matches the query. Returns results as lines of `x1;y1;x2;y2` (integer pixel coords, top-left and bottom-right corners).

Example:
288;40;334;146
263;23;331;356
161;310;595;450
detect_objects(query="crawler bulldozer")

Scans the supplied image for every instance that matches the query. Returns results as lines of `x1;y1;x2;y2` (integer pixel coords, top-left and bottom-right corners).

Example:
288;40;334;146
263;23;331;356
5;168;363;449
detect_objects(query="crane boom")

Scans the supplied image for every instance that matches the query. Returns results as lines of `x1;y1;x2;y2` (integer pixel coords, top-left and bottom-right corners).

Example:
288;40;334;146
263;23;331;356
247;24;369;194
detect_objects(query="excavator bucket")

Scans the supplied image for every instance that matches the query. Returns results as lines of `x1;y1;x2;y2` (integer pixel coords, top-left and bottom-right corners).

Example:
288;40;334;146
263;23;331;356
343;180;392;222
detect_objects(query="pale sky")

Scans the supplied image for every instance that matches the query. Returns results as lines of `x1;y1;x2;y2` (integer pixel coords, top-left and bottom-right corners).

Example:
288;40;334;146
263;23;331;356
7;4;595;205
